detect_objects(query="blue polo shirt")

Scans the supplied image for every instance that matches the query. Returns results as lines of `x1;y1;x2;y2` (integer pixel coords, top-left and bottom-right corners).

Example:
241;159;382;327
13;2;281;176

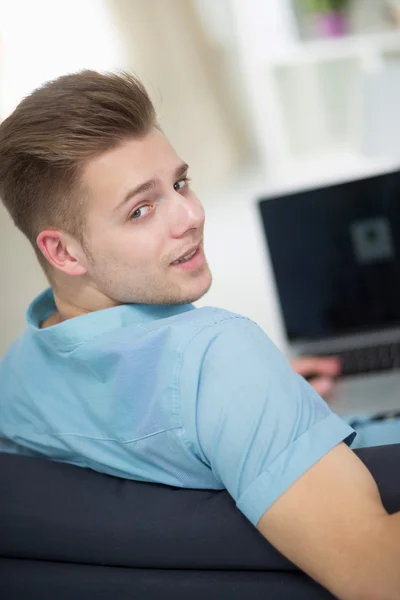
0;288;355;525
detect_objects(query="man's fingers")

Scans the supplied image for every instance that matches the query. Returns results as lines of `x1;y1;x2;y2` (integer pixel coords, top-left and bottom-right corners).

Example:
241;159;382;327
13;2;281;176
309;376;336;399
291;356;341;378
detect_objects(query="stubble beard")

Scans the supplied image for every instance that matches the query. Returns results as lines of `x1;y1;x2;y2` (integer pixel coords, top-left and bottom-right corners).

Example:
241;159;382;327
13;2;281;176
90;259;212;307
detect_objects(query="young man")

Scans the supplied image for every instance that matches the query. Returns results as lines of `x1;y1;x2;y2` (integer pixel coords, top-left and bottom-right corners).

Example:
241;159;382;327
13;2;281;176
0;71;398;600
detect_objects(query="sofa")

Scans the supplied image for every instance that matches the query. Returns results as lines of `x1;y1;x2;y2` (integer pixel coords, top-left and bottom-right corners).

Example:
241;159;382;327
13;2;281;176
1;444;400;600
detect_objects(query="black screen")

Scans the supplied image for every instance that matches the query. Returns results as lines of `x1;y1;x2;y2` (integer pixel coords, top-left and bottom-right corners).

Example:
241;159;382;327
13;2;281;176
258;171;400;341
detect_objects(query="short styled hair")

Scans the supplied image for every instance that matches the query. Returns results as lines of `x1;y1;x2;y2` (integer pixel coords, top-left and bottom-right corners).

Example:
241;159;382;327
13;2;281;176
0;70;157;274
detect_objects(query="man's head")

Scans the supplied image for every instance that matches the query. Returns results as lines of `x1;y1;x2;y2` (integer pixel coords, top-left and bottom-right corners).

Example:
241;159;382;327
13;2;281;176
0;70;212;314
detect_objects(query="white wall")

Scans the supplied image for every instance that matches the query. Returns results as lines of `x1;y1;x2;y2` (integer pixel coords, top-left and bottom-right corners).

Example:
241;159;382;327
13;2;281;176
0;204;47;354
0;0;126;118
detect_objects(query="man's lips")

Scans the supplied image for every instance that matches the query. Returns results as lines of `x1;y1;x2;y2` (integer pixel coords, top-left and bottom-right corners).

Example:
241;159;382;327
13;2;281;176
170;246;205;270
171;245;200;265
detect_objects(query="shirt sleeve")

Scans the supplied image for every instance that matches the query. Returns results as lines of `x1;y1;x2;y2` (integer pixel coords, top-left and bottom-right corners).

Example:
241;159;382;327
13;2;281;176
179;316;356;526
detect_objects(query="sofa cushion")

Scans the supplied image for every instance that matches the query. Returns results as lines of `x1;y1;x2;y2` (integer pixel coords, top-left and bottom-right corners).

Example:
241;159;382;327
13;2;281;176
1;444;400;570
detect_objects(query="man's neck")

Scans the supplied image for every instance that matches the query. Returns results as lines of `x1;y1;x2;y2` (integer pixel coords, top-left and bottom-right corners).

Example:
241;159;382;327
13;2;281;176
40;312;61;329
42;279;120;327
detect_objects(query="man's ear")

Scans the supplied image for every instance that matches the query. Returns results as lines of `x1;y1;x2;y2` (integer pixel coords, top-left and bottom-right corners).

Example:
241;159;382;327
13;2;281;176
36;230;88;277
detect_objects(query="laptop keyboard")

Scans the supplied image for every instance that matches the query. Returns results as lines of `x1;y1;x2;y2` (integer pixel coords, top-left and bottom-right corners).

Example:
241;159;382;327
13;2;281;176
320;341;400;377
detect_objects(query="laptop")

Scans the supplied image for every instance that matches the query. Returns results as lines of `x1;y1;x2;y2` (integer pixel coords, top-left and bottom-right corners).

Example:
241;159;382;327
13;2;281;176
258;169;400;417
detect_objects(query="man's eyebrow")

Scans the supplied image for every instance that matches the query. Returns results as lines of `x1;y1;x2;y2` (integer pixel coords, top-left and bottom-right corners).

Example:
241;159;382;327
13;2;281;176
113;162;189;213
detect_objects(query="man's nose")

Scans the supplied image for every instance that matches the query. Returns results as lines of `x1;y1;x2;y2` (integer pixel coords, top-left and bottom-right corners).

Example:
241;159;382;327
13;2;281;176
168;192;204;238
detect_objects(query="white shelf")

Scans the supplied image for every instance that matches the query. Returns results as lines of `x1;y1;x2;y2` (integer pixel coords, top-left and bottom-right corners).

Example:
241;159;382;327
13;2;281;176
230;0;400;179
265;30;400;66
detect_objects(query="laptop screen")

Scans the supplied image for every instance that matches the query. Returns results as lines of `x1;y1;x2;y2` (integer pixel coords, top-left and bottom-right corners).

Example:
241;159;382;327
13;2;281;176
258;170;400;342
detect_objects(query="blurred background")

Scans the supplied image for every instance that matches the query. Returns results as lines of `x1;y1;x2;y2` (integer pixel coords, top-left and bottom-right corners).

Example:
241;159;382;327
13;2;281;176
2;0;400;358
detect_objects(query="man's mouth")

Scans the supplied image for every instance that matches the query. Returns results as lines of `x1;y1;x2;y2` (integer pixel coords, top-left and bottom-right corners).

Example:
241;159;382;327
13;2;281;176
170;245;205;271
171;247;198;265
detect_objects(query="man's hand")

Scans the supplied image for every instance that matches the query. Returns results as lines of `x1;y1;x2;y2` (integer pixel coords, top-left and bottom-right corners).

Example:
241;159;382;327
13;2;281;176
291;356;341;400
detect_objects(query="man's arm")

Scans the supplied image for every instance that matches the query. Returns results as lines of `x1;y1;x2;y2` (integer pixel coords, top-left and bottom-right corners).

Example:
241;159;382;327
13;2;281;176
258;442;400;600
182;317;398;600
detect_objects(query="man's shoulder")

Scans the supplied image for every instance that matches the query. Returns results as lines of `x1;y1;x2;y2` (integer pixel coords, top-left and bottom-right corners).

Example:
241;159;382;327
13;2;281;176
176;306;249;329
168;306;272;373
120;306;261;370
139;305;254;344
188;306;263;337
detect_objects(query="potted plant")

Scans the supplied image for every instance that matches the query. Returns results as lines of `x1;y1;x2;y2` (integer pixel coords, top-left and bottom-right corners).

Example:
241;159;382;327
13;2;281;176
299;0;351;38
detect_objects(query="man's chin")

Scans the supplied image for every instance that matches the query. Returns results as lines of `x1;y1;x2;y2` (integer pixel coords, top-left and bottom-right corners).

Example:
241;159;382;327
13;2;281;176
185;272;213;304
166;269;212;306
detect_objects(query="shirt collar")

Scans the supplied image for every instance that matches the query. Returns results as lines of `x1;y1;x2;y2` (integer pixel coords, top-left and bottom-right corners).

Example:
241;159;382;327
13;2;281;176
26;287;195;352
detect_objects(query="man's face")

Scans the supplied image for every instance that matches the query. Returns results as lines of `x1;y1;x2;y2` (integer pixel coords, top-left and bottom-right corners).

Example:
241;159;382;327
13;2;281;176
79;129;212;305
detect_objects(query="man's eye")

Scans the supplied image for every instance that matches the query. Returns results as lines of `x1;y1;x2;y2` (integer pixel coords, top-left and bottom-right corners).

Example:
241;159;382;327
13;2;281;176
129;205;151;220
173;177;190;192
